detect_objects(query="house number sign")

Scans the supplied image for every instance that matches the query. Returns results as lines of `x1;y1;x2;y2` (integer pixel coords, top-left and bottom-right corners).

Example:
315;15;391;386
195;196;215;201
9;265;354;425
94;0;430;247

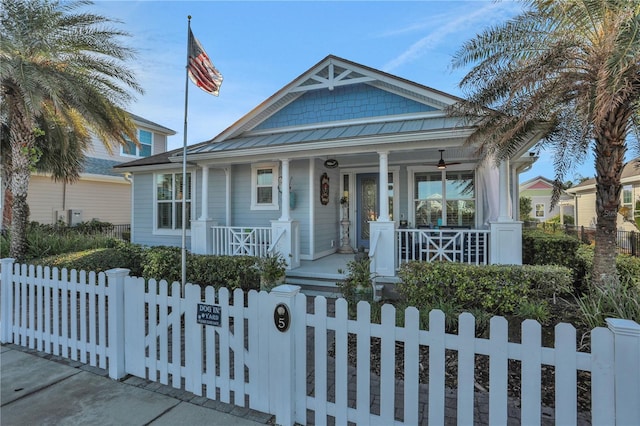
274;303;291;332
197;303;221;326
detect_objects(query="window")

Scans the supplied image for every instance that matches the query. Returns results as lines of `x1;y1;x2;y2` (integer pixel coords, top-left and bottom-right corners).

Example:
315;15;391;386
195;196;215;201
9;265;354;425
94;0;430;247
251;163;279;210
413;171;475;227
622;185;633;219
122;129;153;158
156;173;192;230
535;203;545;218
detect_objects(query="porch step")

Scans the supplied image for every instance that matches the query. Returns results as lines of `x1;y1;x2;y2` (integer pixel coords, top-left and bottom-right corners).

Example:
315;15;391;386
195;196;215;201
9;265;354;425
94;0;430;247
284;272;344;298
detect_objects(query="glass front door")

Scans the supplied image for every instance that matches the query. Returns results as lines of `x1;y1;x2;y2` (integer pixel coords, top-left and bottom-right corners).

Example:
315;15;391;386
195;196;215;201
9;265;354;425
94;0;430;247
356;174;378;249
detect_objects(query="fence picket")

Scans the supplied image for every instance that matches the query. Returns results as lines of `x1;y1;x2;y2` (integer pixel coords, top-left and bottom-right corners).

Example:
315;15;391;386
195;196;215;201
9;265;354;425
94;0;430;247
590;327;615;425
147;279;158;382
313;296;328;424
185;283;203;396
356;301;371;425
79;270;87;363
42;266;51;354
27;264;35;349
60;268;69;357
555;323;577;424
170;282;182;389
292;291;307;424
69;269;79;360
428;309;446;425
457;312;476;425
52;267;60;356
204;286;217;399
380;304;396;424
489;316;509;425
521;320;542;424
232;288;245;404
403;307;420;425
124;277;146;377
158;281;169;385
88;271;97;365
218;287;231;403
35;265;43;351
334;298;349;425
97;273;107;369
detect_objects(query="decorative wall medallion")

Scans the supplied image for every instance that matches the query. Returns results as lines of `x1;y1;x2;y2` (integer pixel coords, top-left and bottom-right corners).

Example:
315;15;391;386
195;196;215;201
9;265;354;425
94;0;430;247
320;172;330;205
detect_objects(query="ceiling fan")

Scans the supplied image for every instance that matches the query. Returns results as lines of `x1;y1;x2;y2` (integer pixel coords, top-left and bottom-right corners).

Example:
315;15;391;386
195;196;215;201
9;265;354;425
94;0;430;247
429;149;461;169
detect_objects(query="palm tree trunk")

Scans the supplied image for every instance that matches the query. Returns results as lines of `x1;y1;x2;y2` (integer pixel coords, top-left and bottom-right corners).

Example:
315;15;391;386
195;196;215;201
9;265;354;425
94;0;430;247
592;107;629;287
8;97;35;261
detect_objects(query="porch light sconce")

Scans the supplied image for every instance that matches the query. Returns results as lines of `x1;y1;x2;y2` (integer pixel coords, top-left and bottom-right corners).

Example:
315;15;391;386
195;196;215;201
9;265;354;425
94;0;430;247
324;159;338;169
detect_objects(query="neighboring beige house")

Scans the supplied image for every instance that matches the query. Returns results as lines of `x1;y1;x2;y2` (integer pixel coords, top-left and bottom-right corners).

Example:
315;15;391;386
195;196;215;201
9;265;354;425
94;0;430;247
520;176;574;222
18;113;175;226
566;158;640;231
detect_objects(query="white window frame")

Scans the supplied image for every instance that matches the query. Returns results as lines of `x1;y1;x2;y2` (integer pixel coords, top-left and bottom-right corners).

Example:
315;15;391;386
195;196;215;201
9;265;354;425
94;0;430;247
153;171;194;235
251;163;279;210
121;128;154;158
535;203;545;218
407;166;477;228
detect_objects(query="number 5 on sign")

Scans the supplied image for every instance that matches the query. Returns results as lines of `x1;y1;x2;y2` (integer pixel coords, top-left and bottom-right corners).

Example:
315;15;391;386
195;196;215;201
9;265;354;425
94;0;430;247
274;303;290;332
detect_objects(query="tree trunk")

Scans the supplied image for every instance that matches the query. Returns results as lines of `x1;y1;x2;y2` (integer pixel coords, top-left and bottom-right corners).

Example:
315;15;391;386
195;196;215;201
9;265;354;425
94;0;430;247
8;96;35;262
592;107;629;287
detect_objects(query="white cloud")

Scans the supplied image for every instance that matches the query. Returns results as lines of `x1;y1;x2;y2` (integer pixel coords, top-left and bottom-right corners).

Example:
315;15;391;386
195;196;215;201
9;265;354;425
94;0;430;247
383;2;521;72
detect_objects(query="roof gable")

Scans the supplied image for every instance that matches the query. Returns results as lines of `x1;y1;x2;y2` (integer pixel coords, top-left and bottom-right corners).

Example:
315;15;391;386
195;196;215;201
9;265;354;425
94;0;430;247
254;83;437;131
213;55;460;142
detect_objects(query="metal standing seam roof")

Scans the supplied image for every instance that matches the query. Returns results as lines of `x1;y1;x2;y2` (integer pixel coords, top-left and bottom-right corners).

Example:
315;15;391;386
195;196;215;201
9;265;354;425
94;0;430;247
187;116;466;155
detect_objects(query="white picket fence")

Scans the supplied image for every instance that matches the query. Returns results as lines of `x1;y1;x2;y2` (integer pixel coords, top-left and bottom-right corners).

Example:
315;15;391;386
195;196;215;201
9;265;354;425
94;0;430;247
1;257;640;425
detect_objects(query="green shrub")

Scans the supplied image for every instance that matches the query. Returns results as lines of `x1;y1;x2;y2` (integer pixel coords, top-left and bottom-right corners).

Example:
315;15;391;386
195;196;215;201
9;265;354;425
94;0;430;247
188;254;260;291
337;257;374;307
575;245;640;291
397;262;573;316
35;240;144;275
522;229;581;268
141;246;182;283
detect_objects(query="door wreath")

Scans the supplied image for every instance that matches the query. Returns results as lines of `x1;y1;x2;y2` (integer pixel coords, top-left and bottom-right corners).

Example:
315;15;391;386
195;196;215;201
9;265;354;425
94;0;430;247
320;173;330;205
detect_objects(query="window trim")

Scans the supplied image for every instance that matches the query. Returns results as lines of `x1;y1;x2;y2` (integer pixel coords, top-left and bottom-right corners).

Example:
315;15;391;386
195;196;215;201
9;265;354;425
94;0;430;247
152;171;194;236
251;163;279;211
121;128;154;158
534;203;545;218
407;166;477;228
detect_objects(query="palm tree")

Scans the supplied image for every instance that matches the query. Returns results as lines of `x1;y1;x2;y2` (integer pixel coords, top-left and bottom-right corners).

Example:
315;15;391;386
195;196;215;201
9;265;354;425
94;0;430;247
0;0;143;260
451;0;640;287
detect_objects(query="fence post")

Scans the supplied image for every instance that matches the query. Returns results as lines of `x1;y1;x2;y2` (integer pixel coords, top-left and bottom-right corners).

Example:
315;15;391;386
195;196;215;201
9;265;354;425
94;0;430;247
269;284;301;426
1;258;16;343
106;268;130;380
606;318;640;425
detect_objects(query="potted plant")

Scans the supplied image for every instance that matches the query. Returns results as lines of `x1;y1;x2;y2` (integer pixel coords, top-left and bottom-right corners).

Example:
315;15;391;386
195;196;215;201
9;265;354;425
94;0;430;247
257;252;288;291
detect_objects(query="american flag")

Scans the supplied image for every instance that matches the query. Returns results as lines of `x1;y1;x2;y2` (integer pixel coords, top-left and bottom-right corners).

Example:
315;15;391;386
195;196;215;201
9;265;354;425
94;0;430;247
188;29;223;96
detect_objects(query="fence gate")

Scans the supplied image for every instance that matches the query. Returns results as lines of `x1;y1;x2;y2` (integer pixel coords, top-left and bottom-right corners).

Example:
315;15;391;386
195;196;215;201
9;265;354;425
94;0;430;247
122;278;295;416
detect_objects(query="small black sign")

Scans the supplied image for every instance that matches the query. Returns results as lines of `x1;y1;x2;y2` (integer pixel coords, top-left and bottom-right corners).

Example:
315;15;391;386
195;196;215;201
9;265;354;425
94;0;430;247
274;303;291;332
197;303;221;326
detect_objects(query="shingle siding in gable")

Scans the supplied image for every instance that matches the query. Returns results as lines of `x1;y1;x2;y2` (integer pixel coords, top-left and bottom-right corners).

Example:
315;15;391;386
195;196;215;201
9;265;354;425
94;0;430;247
254;84;437;130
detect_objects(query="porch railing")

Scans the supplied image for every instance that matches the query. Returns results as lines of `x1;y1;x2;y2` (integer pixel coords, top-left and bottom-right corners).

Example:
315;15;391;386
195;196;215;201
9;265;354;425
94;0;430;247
396;228;490;266
211;226;272;257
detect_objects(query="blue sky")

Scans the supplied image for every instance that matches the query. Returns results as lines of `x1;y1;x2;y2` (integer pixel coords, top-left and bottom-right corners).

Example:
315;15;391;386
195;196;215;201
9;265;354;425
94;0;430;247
92;0;600;183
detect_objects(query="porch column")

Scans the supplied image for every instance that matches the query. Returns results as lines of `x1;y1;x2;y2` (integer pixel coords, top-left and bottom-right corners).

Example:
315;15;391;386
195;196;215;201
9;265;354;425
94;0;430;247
279;159;291;222
489;159;523;265
370;151;395;277
225;167;231;225
378;151;390;221
498;158;511;221
199;164;210;220
191;164;216;255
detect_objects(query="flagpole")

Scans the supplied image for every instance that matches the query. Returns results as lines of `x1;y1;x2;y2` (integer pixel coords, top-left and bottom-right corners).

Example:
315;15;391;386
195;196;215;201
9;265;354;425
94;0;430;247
181;16;191;296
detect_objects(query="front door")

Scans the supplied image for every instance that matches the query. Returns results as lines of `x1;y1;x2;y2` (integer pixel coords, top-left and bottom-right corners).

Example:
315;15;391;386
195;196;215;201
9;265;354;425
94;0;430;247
356;173;378;249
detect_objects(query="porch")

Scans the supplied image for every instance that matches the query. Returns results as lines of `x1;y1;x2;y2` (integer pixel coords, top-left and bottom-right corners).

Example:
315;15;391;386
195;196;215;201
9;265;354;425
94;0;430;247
209;225;491;294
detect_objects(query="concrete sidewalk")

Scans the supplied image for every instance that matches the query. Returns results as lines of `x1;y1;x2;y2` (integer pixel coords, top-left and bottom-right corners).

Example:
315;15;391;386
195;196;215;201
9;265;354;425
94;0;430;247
1;344;273;426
